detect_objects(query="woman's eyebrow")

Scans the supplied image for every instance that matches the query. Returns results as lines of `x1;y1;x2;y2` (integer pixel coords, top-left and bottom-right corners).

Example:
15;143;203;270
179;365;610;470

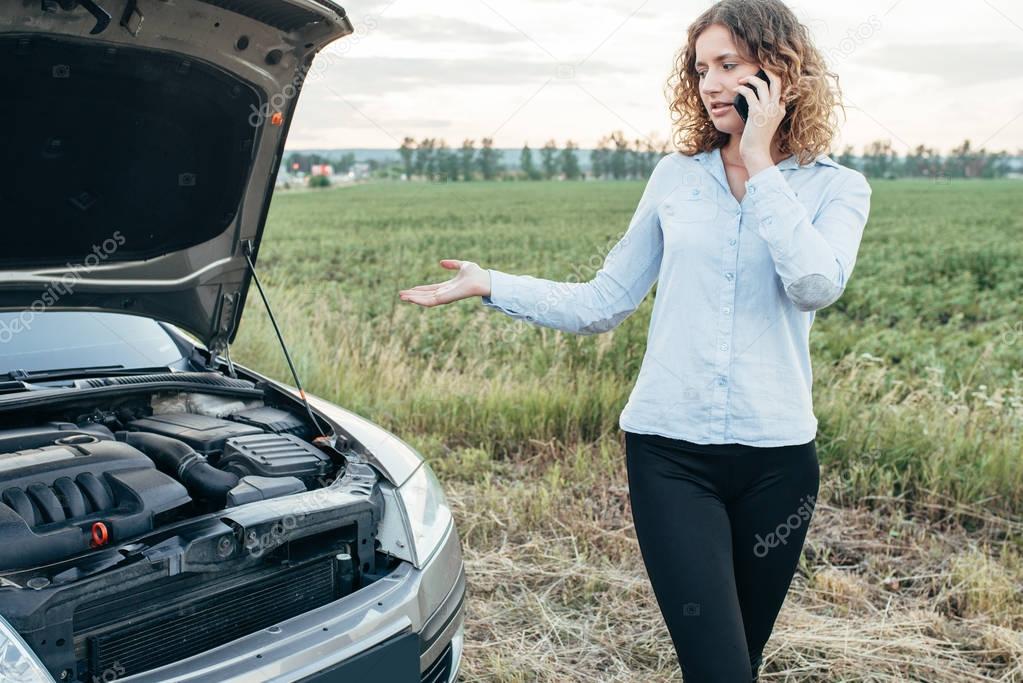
695;52;741;67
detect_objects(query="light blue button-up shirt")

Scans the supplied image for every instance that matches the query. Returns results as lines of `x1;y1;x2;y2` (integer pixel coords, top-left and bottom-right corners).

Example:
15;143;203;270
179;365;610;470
480;146;872;446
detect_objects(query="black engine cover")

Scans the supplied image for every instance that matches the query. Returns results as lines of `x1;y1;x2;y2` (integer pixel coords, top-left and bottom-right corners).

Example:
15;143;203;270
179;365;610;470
0;437;190;569
126;412;262;454
219;432;332;483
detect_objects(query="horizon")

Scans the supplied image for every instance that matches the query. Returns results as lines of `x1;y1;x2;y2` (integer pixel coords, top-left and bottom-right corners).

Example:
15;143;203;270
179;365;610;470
281;145;1023;156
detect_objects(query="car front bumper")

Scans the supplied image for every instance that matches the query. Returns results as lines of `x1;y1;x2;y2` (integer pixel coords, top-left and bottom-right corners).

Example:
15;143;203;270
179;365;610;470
117;519;466;683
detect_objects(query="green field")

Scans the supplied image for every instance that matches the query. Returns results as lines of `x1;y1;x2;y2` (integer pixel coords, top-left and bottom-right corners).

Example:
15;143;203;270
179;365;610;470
234;178;1023;681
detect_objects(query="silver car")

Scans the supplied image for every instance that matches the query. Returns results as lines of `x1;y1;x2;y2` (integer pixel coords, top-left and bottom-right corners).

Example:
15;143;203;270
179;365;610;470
0;1;465;681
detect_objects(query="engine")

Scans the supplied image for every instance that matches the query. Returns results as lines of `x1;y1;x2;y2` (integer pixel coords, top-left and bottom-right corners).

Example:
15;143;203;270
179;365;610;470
0;390;388;683
0;401;342;570
0;431;190;569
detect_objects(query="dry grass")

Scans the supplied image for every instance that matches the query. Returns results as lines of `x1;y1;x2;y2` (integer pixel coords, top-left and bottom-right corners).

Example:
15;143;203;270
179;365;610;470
428;435;1023;682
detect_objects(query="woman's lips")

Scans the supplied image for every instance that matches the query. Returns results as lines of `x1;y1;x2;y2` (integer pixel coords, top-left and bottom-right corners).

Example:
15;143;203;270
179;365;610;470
711;103;733;117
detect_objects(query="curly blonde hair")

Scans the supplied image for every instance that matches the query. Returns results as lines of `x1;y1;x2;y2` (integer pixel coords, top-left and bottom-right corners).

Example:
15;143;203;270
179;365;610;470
667;0;845;165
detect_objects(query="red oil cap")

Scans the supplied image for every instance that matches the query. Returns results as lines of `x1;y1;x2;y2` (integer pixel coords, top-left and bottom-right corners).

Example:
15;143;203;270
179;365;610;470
91;521;109;547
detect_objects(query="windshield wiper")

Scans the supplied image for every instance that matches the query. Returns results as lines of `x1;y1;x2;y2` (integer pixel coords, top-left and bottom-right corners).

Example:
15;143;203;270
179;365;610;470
5;365;172;383
0;380;30;396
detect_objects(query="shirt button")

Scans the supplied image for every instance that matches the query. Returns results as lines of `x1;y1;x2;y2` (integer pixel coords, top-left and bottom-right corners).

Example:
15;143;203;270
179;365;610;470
729;238;736;246
720;343;728;351
717;377;727;386
725;272;734;281
749;185;757;195
763;216;774;226
723;306;731;314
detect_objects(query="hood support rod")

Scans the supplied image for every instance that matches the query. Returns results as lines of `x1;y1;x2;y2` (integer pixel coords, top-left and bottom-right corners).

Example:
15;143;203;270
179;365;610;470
242;239;328;437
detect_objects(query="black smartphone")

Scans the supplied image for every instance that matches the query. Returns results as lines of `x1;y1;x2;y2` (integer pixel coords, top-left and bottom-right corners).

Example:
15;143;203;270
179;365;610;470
733;68;770;123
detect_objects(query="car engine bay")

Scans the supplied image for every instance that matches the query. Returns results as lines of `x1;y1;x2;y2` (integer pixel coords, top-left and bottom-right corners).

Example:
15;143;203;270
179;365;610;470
0;393;350;567
0;382;393;681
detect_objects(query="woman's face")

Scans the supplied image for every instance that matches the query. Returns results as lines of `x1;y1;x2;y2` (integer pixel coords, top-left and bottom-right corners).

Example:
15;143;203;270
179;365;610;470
694;24;761;135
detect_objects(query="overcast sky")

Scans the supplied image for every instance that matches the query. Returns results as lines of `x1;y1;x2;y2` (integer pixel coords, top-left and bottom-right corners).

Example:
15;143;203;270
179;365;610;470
286;0;1023;154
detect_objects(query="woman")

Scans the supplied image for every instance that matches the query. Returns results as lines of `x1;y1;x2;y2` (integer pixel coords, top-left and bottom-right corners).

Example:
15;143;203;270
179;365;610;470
398;0;872;679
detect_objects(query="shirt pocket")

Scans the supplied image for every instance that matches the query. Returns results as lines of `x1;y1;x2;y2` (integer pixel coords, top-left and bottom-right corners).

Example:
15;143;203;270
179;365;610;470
660;174;720;224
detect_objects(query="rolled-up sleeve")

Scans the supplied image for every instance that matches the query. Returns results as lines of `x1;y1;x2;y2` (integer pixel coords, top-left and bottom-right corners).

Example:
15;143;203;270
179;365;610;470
480;158;670;335
744;166;872;312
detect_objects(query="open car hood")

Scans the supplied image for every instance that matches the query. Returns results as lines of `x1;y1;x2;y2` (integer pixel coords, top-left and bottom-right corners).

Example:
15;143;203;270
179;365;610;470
0;0;352;352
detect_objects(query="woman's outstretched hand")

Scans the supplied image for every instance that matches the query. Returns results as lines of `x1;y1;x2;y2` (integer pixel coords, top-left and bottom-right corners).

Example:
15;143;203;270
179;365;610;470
398;259;492;307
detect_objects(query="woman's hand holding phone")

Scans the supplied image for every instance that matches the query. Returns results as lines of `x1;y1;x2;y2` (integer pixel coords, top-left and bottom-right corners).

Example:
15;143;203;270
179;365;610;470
734;66;788;172
733;68;770;123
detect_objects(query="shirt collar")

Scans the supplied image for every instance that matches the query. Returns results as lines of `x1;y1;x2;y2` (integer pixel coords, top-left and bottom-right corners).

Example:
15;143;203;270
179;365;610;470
697;147;838;170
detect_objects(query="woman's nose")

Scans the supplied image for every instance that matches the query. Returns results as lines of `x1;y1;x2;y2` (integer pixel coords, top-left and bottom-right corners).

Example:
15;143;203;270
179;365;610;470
700;76;722;98
701;85;722;102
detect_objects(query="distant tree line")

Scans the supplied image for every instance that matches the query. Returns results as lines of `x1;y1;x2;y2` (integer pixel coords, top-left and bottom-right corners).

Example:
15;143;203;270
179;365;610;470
399;137;590;182
282;136;1023;186
838;139;1021;179
396;135;1022;182
589;132;669;180
399;137;499;181
395;131;672;182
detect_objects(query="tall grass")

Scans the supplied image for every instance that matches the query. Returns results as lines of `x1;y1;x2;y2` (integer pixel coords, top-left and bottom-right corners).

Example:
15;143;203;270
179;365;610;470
235;178;1023;518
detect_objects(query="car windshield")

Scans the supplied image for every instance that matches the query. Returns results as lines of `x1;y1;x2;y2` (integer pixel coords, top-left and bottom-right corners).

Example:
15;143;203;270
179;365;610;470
0;311;189;376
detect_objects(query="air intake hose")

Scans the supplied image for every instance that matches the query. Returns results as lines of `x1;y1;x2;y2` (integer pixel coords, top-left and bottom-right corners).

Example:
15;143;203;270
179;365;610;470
117;431;238;504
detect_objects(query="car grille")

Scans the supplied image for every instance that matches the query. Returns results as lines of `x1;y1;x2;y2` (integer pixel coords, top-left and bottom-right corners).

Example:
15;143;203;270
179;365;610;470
422;640;454;683
81;558;338;679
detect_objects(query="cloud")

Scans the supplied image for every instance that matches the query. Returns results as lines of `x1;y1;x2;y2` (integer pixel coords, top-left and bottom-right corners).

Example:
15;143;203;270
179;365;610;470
370;16;527;43
305;55;629;95
856;42;1023;86
296;108;455;132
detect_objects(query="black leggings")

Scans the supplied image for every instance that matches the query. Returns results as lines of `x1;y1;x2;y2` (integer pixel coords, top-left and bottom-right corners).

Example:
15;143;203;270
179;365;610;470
624;431;820;682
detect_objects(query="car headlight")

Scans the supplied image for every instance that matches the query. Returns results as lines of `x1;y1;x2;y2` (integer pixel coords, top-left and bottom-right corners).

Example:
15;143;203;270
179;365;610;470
0;616;53;683
396;461;453;566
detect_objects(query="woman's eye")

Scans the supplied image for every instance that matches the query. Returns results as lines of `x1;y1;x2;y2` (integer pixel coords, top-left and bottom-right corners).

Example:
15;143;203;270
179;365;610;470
696;64;737;78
